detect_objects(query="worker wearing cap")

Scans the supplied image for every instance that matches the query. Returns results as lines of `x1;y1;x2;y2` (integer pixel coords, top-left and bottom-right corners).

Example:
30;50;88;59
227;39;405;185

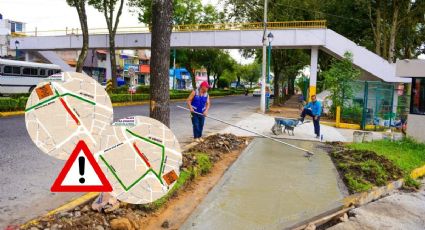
299;94;322;138
187;81;211;141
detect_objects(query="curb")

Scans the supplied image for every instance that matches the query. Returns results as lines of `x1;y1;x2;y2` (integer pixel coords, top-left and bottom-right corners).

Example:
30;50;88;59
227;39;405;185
0;110;25;117
291;162;425;229
20;137;204;228
20;192;99;229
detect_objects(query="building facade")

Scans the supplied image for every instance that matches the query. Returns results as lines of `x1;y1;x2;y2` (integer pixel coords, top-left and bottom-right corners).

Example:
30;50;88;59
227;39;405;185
0;13;26;58
396;59;425;142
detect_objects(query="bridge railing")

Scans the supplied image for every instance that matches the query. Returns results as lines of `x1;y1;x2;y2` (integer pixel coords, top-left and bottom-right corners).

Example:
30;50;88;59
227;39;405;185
14;20;326;37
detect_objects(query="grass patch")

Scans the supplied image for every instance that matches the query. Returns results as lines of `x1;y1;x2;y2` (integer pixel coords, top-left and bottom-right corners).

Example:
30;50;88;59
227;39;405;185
141;152;212;211
331;149;403;193
142;169;192;210
329;138;425;193
403;176;421;191
348;138;425;175
194;152;213;176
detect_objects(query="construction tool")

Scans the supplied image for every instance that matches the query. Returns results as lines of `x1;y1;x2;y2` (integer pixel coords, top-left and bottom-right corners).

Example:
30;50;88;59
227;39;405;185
177;105;314;158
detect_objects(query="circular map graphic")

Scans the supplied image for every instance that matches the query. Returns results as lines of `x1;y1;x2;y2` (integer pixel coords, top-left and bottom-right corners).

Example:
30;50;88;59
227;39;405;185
25;72;114;160
95;116;182;204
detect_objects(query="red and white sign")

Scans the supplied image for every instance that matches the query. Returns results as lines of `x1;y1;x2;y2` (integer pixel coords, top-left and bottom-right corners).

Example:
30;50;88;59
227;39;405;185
51;140;112;192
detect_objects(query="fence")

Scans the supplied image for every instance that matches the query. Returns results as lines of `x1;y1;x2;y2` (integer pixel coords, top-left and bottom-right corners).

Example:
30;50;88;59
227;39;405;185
13;20;327;37
339;81;410;130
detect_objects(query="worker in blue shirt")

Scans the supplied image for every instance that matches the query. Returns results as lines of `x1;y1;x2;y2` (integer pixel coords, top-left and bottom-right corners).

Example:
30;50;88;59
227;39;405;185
299;94;322;138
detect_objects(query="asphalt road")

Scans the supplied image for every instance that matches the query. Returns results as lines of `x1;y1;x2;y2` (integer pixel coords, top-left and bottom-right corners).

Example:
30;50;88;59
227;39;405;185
0;95;259;228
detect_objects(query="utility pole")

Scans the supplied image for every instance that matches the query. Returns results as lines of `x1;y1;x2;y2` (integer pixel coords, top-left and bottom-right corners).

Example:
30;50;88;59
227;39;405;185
260;0;268;113
173;48;176;90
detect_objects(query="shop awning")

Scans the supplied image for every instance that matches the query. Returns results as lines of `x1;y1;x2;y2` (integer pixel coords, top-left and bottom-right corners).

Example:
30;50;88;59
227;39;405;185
96;50;108;54
140;64;150;74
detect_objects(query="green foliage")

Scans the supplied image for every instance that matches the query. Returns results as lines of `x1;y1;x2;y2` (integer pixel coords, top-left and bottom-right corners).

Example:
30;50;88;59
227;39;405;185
0;90;248;112
0;97;28;112
341;104;363;124
295;75;309;98
143;169;192;210
136;85;150;94
331;149;403;193
322;52;360;116
239;62;261;88
128;0;224;26
111;85;129;94
142;151;212;211
348;138;425;175
345;173;373;193
194;152;212;176
217;78;230;89
403;176;421;190
109;94;150;102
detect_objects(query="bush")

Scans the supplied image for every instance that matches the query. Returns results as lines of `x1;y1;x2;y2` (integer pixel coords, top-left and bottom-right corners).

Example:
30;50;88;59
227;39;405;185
136;85;150;94
341;104;363;124
0;89;247;112
109;94;150;103
0;97;28;112
217;78;230;89
111;85;129;94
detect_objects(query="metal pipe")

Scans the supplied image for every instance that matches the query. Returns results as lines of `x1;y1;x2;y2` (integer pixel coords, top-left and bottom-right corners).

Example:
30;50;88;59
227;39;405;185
177;105;314;157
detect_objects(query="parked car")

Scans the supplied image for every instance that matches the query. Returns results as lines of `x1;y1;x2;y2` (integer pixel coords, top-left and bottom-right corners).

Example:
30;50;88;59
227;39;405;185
252;88;274;98
253;89;261;97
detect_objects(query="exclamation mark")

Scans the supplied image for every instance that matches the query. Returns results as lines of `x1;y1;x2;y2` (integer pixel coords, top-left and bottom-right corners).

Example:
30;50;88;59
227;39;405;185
78;156;85;184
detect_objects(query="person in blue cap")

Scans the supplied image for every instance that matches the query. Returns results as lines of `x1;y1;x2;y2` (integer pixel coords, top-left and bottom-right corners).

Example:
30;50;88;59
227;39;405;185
299;94;322;138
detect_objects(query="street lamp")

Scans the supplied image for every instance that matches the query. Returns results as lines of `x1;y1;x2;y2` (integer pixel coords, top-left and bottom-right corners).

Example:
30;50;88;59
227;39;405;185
15;40;20;60
266;32;273;111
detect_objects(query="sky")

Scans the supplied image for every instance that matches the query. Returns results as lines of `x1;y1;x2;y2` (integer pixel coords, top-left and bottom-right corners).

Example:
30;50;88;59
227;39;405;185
0;0;254;64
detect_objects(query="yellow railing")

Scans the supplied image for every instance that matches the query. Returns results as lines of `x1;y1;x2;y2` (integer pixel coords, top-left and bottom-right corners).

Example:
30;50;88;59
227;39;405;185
15;20;326;37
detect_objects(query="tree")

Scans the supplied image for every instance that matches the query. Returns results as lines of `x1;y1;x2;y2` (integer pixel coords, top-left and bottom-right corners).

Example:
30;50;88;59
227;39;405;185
149;0;174;126
322;52;360;116
89;0;124;88
67;0;88;72
240;62;261;88
210;51;236;89
129;0;221;26
357;0;425;62
130;0;226;89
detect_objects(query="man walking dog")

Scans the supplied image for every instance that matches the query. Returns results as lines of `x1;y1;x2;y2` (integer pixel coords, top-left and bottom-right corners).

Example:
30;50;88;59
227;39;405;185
299;95;322;138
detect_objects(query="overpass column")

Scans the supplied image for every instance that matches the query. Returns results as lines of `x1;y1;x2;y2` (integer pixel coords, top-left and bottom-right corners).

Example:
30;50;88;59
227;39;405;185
105;50;112;80
309;47;319;100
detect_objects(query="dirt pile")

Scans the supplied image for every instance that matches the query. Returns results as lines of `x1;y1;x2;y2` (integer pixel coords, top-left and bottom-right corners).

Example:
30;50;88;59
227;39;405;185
185;133;249;162
22;134;250;230
330;148;403;193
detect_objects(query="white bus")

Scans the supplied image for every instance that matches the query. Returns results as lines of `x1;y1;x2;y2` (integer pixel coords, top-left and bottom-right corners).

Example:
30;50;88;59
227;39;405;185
0;59;61;95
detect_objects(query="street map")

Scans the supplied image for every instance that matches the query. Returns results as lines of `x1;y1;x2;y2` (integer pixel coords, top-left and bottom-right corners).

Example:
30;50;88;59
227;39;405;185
25;72;113;160
95;116;182;204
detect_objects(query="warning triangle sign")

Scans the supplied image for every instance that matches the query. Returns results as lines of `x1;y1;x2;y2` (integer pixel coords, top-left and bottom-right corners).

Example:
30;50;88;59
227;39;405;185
51;140;113;192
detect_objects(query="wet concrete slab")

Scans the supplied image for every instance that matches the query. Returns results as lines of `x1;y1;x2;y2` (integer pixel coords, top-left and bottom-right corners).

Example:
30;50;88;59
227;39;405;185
181;138;346;229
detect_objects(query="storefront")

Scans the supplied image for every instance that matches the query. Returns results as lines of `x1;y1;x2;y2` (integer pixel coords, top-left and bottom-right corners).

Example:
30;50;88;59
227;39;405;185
123;64;139;87
139;64;150;85
194;68;208;87
169;68;191;90
396;59;425;142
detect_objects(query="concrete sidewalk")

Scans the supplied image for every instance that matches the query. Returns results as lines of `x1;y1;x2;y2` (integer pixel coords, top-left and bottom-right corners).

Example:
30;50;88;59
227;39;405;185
219;113;383;142
329;179;425;230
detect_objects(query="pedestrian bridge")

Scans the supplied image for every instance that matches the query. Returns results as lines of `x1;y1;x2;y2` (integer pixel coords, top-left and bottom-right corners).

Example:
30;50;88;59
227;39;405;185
10;21;408;84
